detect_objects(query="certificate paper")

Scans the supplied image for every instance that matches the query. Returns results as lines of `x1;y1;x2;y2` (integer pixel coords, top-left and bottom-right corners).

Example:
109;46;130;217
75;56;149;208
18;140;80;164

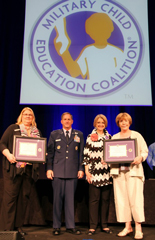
13;135;46;163
19;142;37;156
109;145;127;157
104;138;137;163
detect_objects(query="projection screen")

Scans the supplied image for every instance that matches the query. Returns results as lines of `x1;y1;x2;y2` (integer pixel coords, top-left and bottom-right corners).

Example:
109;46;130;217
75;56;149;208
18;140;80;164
20;0;152;106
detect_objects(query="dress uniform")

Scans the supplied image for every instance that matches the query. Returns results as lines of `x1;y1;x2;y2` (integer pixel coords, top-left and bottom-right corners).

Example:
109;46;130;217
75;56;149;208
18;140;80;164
47;127;84;233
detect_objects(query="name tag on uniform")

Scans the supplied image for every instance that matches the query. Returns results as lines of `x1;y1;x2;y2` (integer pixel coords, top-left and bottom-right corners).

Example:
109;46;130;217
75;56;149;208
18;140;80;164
55;139;61;142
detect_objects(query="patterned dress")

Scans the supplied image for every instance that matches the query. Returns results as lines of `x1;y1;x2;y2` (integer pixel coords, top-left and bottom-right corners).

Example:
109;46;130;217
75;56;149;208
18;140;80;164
83;128;112;187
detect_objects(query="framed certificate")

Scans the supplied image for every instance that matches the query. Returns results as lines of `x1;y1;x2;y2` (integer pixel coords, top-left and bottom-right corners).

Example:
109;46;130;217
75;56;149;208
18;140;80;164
13;135;46;163
103;138;137;163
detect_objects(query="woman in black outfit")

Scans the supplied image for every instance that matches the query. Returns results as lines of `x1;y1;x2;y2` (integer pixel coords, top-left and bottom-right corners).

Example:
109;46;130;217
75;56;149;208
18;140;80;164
0;107;42;235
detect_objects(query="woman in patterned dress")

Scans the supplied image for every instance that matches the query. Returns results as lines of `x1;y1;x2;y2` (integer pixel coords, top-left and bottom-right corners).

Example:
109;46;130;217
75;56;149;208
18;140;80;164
83;114;113;235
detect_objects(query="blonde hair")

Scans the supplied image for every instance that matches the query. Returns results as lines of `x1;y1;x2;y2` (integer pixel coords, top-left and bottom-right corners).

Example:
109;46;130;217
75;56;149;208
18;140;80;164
16;107;37;127
93;114;108;128
115;112;132;127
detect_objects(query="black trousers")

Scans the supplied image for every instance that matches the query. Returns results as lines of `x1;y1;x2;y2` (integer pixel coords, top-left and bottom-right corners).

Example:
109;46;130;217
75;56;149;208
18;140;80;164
0;165;33;231
89;184;112;230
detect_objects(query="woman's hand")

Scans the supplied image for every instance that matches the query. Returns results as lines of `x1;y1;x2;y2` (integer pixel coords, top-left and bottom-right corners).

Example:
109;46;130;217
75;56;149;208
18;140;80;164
86;171;92;184
131;156;143;165
85;165;92;184
7;153;17;164
101;159;107;165
2;149;17;164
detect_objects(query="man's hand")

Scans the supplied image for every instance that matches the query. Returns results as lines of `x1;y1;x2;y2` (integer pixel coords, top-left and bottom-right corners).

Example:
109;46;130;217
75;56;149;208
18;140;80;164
77;171;84;179
46;170;54;180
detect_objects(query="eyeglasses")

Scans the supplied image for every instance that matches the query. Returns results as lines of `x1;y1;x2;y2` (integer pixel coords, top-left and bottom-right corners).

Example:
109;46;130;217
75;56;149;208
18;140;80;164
22;114;33;117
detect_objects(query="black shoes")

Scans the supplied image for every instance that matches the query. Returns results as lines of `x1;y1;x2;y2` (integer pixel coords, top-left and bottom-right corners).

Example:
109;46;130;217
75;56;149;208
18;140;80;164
88;229;96;235
102;228;113;234
53;228;60;235
66;228;81;235
17;227;27;236
88;228;113;235
53;228;81;235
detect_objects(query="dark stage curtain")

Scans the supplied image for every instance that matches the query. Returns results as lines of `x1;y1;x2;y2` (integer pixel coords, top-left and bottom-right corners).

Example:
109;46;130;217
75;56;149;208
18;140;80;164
0;0;155;180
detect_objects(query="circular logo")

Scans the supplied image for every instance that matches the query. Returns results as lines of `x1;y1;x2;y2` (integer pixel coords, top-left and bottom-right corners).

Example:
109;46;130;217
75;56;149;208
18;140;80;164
30;0;142;97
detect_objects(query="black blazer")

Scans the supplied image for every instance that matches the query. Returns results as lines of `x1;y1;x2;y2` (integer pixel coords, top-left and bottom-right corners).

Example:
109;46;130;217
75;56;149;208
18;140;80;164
47;129;84;178
0;124;41;180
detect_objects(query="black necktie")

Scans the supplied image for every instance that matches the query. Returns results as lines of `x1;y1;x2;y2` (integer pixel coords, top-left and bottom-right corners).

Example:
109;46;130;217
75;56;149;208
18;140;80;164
66;131;69;142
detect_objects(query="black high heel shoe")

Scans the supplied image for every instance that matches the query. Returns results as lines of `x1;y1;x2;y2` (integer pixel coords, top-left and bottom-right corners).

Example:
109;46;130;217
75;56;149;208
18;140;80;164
17;227;27;236
102;228;113;234
88;229;96;235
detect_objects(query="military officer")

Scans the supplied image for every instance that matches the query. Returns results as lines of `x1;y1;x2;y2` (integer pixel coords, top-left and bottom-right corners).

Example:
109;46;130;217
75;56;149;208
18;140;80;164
46;112;84;235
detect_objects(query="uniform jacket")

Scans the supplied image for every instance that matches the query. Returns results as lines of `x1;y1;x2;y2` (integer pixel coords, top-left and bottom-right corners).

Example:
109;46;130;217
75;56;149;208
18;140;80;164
47;129;84;178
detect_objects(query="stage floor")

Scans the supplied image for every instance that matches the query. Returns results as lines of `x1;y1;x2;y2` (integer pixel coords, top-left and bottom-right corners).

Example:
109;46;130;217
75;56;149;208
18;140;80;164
22;224;155;240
